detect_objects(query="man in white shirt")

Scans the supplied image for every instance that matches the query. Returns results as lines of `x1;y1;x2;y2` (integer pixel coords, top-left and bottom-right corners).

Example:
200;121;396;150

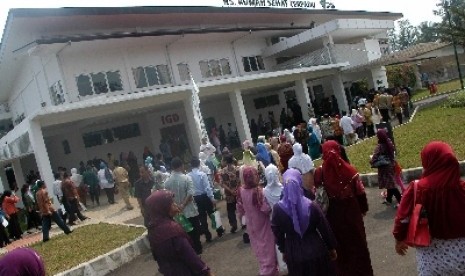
188;158;224;242
339;111;355;146
52;172;68;223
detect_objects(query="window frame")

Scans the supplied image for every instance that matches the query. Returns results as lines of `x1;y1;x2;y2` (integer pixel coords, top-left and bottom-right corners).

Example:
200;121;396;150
199;58;232;79
76;70;123;97
242;56;265;73
131;64;172;89
49;81;66;105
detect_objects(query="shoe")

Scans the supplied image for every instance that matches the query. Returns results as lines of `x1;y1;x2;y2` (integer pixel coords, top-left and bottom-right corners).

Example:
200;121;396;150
81;217;89;221
65;230;73;235
230;226;238;234
205;232;212;243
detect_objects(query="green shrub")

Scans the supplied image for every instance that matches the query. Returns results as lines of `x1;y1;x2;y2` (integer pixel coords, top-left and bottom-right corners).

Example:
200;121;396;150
443;91;465;108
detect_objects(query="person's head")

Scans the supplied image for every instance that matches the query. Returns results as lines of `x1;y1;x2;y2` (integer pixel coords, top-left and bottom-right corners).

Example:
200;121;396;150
139;165;150;179
63;172;70;179
71;168;77;175
37;180;46;189
2;190;12;197
79;161;85;167
421;141;459;179
171;157;184;172
190;158;200;169
224;155;234;165
376;128;390;144
242;140;252;150
114;160;120;167
20;184;29;195
100;162;107;170
342;111;347;116
107;153;112;158
0;248;46;276
321;140;342;160
146;190;180;220
292;143;303;156
242;166;260;192
265;164;280;185
257;136;266;144
53;172;61;180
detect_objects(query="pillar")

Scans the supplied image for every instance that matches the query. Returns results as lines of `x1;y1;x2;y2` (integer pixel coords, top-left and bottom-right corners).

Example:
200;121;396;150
29;120;57;208
229;89;251;143
11;158;26;189
0;166;8;193
295;79;312;122
370;66;389;90
183;98;203;157
331;74;349;114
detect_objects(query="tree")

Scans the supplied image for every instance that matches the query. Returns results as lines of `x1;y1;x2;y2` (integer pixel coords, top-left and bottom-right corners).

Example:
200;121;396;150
417;21;440;43
389;20;419;51
434;0;465;46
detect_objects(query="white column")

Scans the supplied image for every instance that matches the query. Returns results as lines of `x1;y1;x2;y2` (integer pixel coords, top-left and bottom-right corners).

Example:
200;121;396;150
229;89;251;143
331;74;349;114
183;98;202;157
0;167;8;193
295;79;312;122
371;66;389;90
11;158;26;188
29;120;57;208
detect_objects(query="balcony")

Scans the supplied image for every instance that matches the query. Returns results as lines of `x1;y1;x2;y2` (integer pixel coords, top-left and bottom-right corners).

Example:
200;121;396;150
273;47;333;71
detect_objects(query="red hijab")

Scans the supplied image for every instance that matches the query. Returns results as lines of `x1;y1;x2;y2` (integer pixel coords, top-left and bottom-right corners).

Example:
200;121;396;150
146;190;190;246
239;166;264;208
320;140;359;196
416;141;465;239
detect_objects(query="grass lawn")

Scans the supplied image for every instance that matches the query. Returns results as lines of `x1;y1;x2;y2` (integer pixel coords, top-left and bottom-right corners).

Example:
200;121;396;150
30;223;145;275
411;78;464;102
315;100;465;173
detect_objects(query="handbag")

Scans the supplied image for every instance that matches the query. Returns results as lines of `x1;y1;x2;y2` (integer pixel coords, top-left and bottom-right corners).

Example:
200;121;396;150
315;168;329;214
405;181;431;247
174;214;194;233
371;154;392;168
209;210;223;230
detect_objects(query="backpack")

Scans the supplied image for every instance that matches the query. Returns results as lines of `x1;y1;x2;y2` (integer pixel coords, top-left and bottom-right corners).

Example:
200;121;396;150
104;168;114;184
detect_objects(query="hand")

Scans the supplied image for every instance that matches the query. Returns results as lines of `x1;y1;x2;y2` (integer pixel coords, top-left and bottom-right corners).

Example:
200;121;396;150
329;249;337;261
395;240;408;256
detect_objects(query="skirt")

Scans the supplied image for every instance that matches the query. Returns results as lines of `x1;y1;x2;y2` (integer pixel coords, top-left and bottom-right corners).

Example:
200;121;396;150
416;238;465;276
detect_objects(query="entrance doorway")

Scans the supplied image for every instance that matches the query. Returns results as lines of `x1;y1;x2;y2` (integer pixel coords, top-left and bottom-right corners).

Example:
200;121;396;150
160;124;191;162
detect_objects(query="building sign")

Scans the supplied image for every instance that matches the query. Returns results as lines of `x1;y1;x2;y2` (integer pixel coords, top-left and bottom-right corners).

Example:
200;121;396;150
161;113;180;125
222;0;317;8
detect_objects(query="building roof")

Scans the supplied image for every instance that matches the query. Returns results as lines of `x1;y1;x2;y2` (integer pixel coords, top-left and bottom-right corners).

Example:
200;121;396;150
346;42;450;72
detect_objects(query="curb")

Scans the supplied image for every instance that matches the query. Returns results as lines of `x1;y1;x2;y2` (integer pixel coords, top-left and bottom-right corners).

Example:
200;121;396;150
411;88;463;103
54;226;150;276
360;160;465;188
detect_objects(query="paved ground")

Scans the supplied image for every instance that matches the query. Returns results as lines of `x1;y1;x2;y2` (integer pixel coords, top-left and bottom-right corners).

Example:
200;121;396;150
112;187;417;276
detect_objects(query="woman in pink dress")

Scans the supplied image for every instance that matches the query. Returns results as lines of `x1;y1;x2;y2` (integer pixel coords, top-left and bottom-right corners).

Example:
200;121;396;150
237;166;278;276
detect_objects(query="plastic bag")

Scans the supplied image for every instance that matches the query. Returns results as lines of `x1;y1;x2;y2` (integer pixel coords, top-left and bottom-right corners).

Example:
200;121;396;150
1;217;8;227
174;214;193;232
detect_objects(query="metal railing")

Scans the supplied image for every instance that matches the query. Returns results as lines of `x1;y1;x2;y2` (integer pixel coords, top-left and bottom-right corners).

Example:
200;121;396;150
272;47;333;71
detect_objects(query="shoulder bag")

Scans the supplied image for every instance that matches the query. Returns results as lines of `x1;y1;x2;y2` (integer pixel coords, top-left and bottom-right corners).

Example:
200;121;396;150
315;168;329;214
405;181;431;247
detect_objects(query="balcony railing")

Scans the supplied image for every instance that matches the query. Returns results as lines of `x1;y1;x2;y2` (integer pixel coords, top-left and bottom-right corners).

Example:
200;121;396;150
272;47;333;71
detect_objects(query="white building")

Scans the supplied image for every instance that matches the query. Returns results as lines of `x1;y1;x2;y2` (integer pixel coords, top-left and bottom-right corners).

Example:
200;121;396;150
0;6;401;200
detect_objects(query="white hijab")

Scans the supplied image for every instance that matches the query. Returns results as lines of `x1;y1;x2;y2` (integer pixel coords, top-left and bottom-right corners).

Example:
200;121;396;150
264;164;283;208
70;168;82;187
288;143;314;174
198;152;211;175
284;129;294;144
309;117;322;142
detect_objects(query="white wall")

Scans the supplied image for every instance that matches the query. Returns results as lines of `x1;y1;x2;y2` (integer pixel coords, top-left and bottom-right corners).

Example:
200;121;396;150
201;97;236;132
363;39;382;61
333;42;369;68
242;90;288;126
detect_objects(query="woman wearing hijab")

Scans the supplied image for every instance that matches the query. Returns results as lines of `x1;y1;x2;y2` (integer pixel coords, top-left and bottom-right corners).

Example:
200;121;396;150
393;141;465;275
272;168;337;275
145;190;214;276
307;125;321;160
265;143;282;173
0;248;45;276
242;140;257;167
237;166;278;276
256;142;272;167
277;134;293;174
127;151;140;194
288;143;315;200
314;140;373;276
264;164;283;210
370;128;401;207
308;118;322;143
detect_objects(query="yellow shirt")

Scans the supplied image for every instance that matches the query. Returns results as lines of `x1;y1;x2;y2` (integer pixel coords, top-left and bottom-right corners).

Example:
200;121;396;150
113;166;129;183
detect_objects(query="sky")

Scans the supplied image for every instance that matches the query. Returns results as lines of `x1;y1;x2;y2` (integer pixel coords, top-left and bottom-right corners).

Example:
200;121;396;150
0;0;442;39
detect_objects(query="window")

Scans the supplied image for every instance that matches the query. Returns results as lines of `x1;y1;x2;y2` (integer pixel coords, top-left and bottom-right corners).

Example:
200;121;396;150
76;71;123;97
199;58;232;78
49;81;66;105
82;123;141;148
62;140;71;154
132;65;172;89
242;56;265;72
178;63;190;82
253;94;280;109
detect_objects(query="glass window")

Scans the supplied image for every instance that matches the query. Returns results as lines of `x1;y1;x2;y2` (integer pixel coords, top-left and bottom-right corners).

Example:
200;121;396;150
133;67;147;88
156;65;171;85
242;57;251;72
220;58;231;75
91;72;108;94
107;71;123;92
178;63;190;82
257;56;265;70
199;61;211;78
250;57;259;72
145;66;159;86
76;75;93;96
209;59;221;77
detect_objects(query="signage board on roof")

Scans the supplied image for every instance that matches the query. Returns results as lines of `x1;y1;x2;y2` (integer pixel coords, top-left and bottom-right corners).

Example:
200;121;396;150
222;0;318;8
